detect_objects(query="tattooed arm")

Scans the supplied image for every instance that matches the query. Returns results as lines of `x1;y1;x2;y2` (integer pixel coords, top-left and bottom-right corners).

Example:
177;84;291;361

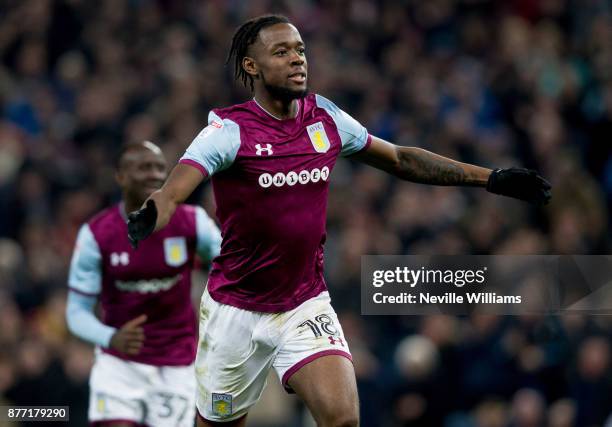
351;136;492;186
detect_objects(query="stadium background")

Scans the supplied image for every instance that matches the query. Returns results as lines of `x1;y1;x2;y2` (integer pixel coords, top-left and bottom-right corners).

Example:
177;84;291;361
0;0;611;425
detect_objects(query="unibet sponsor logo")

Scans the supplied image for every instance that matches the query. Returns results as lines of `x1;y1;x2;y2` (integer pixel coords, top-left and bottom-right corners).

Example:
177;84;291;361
115;274;180;294
258;166;330;188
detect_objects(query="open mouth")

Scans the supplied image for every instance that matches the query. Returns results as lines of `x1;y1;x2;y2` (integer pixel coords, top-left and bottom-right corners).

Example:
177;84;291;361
288;72;306;83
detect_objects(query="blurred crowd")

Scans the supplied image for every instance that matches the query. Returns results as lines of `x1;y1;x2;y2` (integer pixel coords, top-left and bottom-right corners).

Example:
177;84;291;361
0;0;611;426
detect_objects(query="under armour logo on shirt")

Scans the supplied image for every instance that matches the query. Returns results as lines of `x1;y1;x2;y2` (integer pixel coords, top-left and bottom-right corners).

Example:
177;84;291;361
255;144;273;156
110;252;130;266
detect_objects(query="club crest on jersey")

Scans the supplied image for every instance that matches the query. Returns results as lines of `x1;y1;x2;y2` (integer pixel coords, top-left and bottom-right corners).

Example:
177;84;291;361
255;143;273;156
163;237;187;267
212;393;232;417
307;122;331;153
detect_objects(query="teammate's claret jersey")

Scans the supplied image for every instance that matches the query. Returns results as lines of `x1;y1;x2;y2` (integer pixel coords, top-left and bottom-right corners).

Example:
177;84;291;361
68;204;221;366
179;94;371;312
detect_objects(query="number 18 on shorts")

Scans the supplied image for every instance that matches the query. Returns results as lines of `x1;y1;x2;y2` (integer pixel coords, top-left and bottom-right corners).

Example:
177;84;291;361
195;290;352;422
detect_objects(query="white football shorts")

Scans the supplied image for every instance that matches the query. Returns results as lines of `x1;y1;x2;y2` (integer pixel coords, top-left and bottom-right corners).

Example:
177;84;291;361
195;289;352;422
88;351;196;426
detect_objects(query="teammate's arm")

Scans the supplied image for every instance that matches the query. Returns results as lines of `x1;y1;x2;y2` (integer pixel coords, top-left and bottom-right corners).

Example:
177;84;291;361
351;136;551;204
66;292;116;347
66;224;147;355
66;293;147;355
195;206;222;263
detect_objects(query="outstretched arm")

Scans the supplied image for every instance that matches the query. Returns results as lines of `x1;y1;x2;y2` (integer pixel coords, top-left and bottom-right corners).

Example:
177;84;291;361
353;137;491;186
149;163;205;230
127;164;205;248
128;114;239;248
351;136;551;203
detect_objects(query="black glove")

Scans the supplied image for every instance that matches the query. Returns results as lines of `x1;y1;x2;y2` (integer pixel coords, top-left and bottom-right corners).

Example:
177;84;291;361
127;199;157;249
487;167;552;205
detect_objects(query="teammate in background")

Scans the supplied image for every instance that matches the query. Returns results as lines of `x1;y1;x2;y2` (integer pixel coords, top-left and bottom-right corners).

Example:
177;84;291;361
128;16;551;427
66;141;221;427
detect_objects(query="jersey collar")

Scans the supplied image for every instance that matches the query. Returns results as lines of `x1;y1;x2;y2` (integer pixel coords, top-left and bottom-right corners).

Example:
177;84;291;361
252;97;300;121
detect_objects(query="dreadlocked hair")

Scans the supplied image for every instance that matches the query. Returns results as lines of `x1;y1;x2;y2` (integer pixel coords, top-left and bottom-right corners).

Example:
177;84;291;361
226;14;290;91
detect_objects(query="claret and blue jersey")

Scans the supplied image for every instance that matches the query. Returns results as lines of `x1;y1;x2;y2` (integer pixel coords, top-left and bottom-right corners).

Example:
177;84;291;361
179;93;371;313
68;203;221;366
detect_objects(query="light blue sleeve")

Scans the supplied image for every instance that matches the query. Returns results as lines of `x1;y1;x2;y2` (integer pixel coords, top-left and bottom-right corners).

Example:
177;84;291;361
68;224;102;295
195;206;222;263
179;111;241;176
66;291;116;348
315;94;370;157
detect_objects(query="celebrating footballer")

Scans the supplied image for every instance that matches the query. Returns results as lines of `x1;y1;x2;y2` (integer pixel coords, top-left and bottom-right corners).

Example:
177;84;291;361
128;15;551;427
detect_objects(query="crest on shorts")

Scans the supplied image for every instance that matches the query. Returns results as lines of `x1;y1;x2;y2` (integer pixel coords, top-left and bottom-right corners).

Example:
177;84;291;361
307;122;331;153
163;237;187;267
212;393;232;417
96;394;106;414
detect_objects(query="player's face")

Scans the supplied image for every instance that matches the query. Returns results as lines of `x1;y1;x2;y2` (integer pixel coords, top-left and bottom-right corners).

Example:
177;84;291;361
252;23;308;100
117;148;167;205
